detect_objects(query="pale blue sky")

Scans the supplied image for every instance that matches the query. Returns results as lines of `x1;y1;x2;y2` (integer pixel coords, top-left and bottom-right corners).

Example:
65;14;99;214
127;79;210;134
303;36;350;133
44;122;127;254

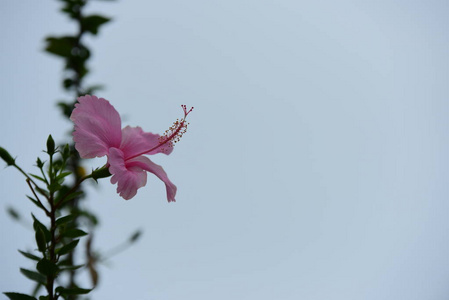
1;1;448;299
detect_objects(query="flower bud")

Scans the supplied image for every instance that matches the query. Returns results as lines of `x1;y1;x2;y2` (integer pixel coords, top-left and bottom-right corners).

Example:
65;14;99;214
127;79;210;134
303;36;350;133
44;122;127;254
46;135;55;155
91;167;111;181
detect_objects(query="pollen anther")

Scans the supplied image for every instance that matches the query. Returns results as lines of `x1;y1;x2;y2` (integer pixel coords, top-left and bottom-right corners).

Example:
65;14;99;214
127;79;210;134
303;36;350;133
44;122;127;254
158;105;193;152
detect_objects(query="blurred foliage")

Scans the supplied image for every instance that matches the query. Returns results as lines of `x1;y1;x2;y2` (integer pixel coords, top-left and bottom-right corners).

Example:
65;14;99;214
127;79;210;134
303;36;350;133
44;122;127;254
2;1;144;299
42;1;111;299
45;0;111;101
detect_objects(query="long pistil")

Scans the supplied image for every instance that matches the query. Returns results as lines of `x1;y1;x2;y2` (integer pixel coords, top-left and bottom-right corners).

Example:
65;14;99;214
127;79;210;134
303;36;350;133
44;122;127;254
125;105;193;161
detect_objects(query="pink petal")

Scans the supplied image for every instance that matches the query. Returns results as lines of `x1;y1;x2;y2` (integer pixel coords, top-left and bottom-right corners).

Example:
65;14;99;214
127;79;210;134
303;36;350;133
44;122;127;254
127;156;177;202
120;126;173;160
70;95;122;158
108;147;147;200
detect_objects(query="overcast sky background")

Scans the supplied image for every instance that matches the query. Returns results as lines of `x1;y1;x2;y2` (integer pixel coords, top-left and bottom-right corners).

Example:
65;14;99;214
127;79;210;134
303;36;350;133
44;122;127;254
1;0;448;299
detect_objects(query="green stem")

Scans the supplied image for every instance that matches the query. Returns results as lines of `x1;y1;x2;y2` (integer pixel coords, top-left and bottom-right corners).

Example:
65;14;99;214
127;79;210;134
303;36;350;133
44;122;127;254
47;152;57;300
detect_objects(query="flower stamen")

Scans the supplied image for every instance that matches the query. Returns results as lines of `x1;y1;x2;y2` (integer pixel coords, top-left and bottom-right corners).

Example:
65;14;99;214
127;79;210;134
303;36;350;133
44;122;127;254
126;105;193;160
158;105;193;153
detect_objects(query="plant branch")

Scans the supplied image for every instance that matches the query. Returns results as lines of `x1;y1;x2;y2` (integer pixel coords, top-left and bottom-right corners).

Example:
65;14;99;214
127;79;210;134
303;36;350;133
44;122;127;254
26;178;50;217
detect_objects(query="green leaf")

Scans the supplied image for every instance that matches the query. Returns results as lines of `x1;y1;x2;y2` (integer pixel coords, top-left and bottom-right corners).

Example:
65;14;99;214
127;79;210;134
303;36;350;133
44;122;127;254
20;268;46;285
27;196;45;210
46;135;55;155
56;171;72;182
62;144;71;160
32;215;51;242
56;239;79;256
57;102;74;118
31;282;43;297
48;182;62;193
62;229;88;238
60;0;86;19
52;159;63;173
77;210;99;226
4;292;38;300
63;78;74;89
32;215;50;252
56;190;84;205
6;206;20;220
45;36;77;58
38;296;49;300
18;250;41;261
0;146;15;166
29;174;46;183
55;215;74;226
37;258;59;277
55;287;92;295
82;15;111;35
35;186;49;198
59;264;85;271
35;227;47;253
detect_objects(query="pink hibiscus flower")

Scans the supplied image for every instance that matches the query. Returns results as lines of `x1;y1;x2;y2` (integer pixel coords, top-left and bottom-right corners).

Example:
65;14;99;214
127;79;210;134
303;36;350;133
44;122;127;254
70;95;192;201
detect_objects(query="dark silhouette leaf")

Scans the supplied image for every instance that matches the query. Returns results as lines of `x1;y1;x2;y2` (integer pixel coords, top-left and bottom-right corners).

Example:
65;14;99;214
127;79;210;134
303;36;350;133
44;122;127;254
20;268;46;285
82;15;111;35
56;239;80;255
4;292;38;300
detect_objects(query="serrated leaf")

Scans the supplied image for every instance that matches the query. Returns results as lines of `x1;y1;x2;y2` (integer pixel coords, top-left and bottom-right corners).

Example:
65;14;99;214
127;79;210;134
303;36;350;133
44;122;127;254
37;258;59;277
56;239;79;256
18;250;41;261
20;268;46;285
4;292;38;300
62;229;88;238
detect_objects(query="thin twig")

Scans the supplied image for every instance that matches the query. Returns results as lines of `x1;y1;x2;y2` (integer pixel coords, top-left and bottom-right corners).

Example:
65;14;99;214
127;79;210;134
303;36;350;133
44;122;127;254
14;164;39;189
26;178;50;216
